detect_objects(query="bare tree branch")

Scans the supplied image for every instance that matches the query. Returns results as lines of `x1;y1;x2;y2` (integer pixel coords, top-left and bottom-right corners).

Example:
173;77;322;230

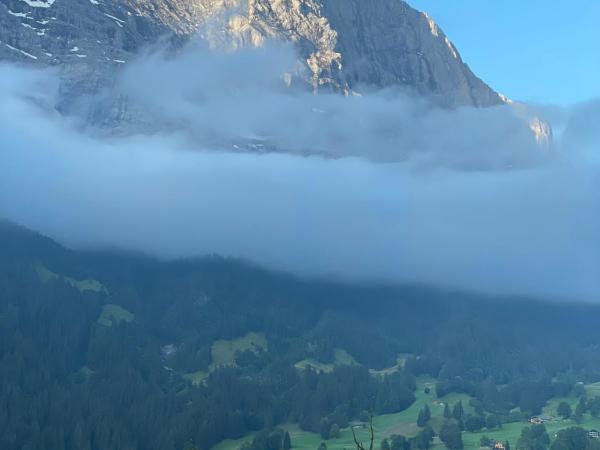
351;425;365;450
351;414;375;450
369;415;375;450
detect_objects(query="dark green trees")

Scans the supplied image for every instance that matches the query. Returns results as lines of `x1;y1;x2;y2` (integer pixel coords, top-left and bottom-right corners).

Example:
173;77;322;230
444;404;452;419
517;425;550;450
589;397;600;417
485;414;502;430
414;426;435;450
417;405;431;427
574;398;587;423
390;435;410;450
329;424;340;439
320;419;331;440
283;432;292;450
464;415;485;432
319;419;340;439
439;421;463;450
452;401;464;422
557;402;572;419
550;427;595;450
480;437;493;447
268;431;286;450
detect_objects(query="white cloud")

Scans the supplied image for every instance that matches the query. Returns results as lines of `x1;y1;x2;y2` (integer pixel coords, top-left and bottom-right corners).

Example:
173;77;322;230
0;41;599;302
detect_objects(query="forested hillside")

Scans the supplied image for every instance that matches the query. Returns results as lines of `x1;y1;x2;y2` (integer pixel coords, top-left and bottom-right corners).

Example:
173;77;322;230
2;221;600;450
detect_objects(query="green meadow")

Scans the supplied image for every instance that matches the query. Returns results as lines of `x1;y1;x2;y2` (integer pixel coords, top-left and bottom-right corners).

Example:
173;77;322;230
184;332;268;386
97;304;135;327
294;349;359;374
212;377;600;450
36;262;108;294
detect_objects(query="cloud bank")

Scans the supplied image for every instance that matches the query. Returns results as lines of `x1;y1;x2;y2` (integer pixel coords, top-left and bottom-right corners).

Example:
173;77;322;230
117;41;547;170
0;42;599;301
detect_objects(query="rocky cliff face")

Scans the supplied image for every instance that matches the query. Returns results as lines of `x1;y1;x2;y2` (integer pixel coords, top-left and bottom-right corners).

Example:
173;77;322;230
0;0;166;119
0;0;504;116
321;0;502;107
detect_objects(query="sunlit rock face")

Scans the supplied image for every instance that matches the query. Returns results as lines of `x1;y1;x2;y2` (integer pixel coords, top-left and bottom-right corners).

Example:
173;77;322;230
155;0;504;107
529;117;553;148
319;0;503;107
0;0;502;109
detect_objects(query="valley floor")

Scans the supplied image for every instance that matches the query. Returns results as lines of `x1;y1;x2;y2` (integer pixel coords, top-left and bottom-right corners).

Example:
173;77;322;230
212;379;600;450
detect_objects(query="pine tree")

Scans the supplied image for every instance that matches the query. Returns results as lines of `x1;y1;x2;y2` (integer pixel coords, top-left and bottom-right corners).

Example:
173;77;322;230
320;418;331;440
417;409;427;427
557;401;572;419
381;438;390;450
417;406;431;427
444;404;452;419
424;405;431;422
575;397;587;423
283;431;292;450
415;426;435;450
440;420;463;450
452;401;464;421
329;424;340;439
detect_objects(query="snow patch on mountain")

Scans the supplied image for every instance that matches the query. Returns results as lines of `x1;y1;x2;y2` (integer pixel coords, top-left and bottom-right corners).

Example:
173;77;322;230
20;0;56;8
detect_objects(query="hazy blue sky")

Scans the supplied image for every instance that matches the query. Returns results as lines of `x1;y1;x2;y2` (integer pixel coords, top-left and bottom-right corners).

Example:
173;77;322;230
410;0;599;105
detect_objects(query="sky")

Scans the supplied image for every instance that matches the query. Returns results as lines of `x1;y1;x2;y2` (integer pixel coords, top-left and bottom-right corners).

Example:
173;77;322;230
410;0;600;105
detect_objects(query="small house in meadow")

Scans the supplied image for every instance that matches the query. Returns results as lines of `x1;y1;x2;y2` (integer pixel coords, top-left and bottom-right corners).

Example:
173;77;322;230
530;415;553;425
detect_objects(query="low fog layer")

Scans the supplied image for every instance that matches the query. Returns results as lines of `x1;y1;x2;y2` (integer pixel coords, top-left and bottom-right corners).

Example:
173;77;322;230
118;42;546;169
1;42;599;301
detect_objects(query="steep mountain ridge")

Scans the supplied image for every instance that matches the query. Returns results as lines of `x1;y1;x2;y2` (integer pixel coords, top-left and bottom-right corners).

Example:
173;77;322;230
0;221;599;450
0;0;503;112
321;0;502;106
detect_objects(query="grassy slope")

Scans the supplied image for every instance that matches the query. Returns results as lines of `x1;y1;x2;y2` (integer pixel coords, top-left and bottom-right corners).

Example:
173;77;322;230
294;349;359;373
210;332;268;370
35;263;133;328
211;378;600;450
98;304;135;327
369;354;413;377
184;332;269;386
36;263;108;294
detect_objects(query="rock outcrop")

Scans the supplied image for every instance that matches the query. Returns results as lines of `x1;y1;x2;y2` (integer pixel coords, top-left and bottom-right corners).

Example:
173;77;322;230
0;0;504;116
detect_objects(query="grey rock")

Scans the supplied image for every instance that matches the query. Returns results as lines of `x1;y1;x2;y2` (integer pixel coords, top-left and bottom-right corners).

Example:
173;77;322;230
0;0;504;118
182;0;504;107
321;0;502;107
0;0;175;125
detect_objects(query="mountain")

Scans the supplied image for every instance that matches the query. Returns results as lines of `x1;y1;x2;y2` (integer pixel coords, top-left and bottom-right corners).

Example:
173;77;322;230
1;221;599;450
0;0;503;115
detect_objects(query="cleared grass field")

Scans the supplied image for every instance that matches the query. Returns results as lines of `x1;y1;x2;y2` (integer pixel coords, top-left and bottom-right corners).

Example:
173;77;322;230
586;383;600;397
183;370;209;386
211;378;600;450
183;332;268;385
369;354;413;377
295;349;358;373
210;332;268;370
36;263;108;294
98;304;135;327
